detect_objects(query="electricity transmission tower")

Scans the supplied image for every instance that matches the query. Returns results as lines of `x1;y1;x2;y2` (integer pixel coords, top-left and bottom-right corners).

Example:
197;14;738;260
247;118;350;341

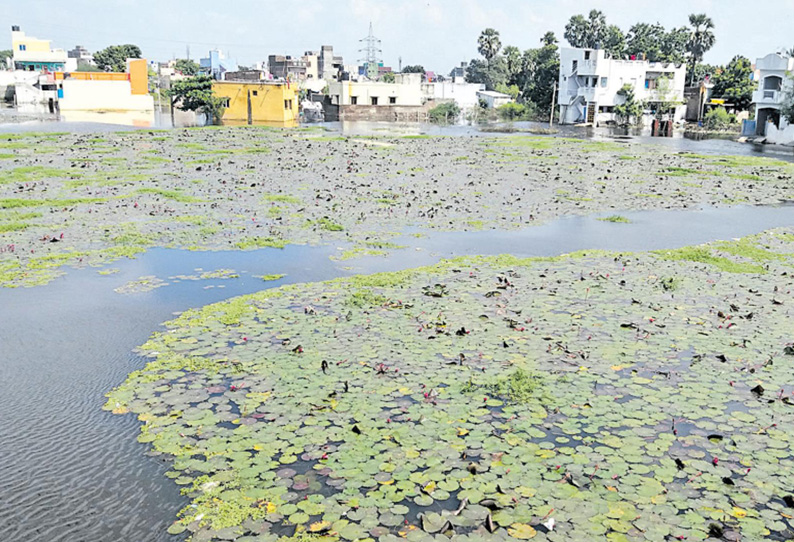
358;22;382;80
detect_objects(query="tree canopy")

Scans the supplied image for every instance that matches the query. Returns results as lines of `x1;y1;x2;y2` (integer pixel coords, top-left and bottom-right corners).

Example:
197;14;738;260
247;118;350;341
402;65;425;74
686;13;716;83
169;75;225;123
466;29;559;115
564;10;608;49
174;58;199;76
94;44;142;72
711;55;756;110
477;29;502;63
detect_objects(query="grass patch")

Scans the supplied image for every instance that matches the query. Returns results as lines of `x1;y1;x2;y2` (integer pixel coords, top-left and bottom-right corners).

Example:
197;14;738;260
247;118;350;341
234;237;288;250
714;238;785;262
316;217;344;231
653;246;765;273
598;215;631;223
263;193;301;204
346;289;389;308
0;197;106;209
0;221;30;233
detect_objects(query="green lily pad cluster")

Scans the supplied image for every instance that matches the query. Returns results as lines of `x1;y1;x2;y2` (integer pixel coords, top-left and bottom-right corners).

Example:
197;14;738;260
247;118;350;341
107;230;794;541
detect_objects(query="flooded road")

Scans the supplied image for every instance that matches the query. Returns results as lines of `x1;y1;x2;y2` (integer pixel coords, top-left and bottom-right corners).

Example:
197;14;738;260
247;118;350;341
1;203;793;541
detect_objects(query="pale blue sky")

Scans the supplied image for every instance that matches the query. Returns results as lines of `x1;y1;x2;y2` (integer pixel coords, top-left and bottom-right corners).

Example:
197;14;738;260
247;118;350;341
10;0;794;72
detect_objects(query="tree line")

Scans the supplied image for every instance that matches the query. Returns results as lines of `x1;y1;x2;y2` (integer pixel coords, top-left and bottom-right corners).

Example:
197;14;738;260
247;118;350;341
464;10;772;114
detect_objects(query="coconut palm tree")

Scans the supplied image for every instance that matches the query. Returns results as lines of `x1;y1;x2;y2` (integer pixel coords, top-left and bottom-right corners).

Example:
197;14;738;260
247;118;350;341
477;28;502;64
686;13;716;84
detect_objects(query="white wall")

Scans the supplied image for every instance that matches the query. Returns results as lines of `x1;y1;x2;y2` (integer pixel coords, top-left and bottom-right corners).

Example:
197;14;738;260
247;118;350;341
765;118;794;145
328;79;424;106
559;47;686;124
430;81;485;109
59;80;154;111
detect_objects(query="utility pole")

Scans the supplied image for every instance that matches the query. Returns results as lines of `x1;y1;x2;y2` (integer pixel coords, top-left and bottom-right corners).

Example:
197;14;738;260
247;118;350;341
549;82;557;127
398;56;402;73
186;45;190;61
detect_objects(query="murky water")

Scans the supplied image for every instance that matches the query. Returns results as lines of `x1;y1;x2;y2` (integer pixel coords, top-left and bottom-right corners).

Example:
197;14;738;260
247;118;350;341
1;204;793;541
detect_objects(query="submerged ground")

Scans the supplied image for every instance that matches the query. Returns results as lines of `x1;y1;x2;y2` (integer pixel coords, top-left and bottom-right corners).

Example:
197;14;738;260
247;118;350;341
1;127;793;287
3;128;794;542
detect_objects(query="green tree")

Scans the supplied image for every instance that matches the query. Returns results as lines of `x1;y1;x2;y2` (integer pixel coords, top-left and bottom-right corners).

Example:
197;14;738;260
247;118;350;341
94;44;142;72
564;10;607;50
168;75;225;123
0;50;12;68
502;45;522;85
660;27;689;64
711;55;756;110
614;84;644;126
649;76;682;119
686;14;716;84
175;58;199;76
465;57;507;90
380;71;395;83
402;65;425;73
518;40;560;114
495;82;520;99
477;28;502;63
626;23;665;61
540;31;558;46
603;25;626;58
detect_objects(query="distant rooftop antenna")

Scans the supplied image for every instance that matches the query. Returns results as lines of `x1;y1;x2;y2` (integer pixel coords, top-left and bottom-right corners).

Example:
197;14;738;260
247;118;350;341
358;22;382;80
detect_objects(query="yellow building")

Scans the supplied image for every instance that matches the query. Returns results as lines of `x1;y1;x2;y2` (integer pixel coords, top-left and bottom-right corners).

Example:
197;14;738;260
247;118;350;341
212;81;299;124
11;25;69;71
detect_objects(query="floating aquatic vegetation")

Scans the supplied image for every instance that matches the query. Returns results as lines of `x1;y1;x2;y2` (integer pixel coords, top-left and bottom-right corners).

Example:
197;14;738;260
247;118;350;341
1;128;793;288
114;275;167;294
108;231;794;541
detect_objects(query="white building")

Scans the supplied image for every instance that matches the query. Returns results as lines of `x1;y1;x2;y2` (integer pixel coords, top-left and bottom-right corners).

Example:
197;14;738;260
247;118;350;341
476;90;513;109
328;73;425;107
752;53;794;144
427;78;485;110
558;47;686;125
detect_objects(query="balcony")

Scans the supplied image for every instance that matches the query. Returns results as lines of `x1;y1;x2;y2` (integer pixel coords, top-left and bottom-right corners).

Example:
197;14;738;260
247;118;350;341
577;59;599;76
753;89;781;105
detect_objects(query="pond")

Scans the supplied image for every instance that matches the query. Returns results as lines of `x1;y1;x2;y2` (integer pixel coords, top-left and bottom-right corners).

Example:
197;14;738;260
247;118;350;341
1;203;793;541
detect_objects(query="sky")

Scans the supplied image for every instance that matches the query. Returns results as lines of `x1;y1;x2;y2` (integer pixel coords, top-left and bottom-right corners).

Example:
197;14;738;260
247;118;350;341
9;0;794;72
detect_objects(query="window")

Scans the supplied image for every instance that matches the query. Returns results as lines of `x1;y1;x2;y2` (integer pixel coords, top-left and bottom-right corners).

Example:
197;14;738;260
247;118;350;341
252;90;258;96
389;96;396;104
584;51;591;60
19;44;26;51
350;96;358;105
221;97;230;108
284;99;292;110
572;60;578;72
371;97;378;106
600;77;608;88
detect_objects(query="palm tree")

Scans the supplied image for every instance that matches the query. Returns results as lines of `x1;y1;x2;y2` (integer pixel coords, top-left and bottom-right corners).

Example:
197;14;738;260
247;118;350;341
540;31;558;47
477;28;502;64
786;47;794;57
686;13;716;84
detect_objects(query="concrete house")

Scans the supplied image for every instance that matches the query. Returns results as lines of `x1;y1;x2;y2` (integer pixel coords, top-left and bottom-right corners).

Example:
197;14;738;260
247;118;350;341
200;50;238;80
212;80;299;124
751;53;794;144
476;90;514;109
327;73;430;121
558;47;686;125
11;25;76;72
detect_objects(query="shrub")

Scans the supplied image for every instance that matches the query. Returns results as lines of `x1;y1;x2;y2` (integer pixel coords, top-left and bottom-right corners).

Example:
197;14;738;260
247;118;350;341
496;102;527;120
428;102;461;124
703;107;735;130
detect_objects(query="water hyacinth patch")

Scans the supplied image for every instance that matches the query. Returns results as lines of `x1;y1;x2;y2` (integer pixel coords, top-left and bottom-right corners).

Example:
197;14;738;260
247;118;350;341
107;230;794;541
